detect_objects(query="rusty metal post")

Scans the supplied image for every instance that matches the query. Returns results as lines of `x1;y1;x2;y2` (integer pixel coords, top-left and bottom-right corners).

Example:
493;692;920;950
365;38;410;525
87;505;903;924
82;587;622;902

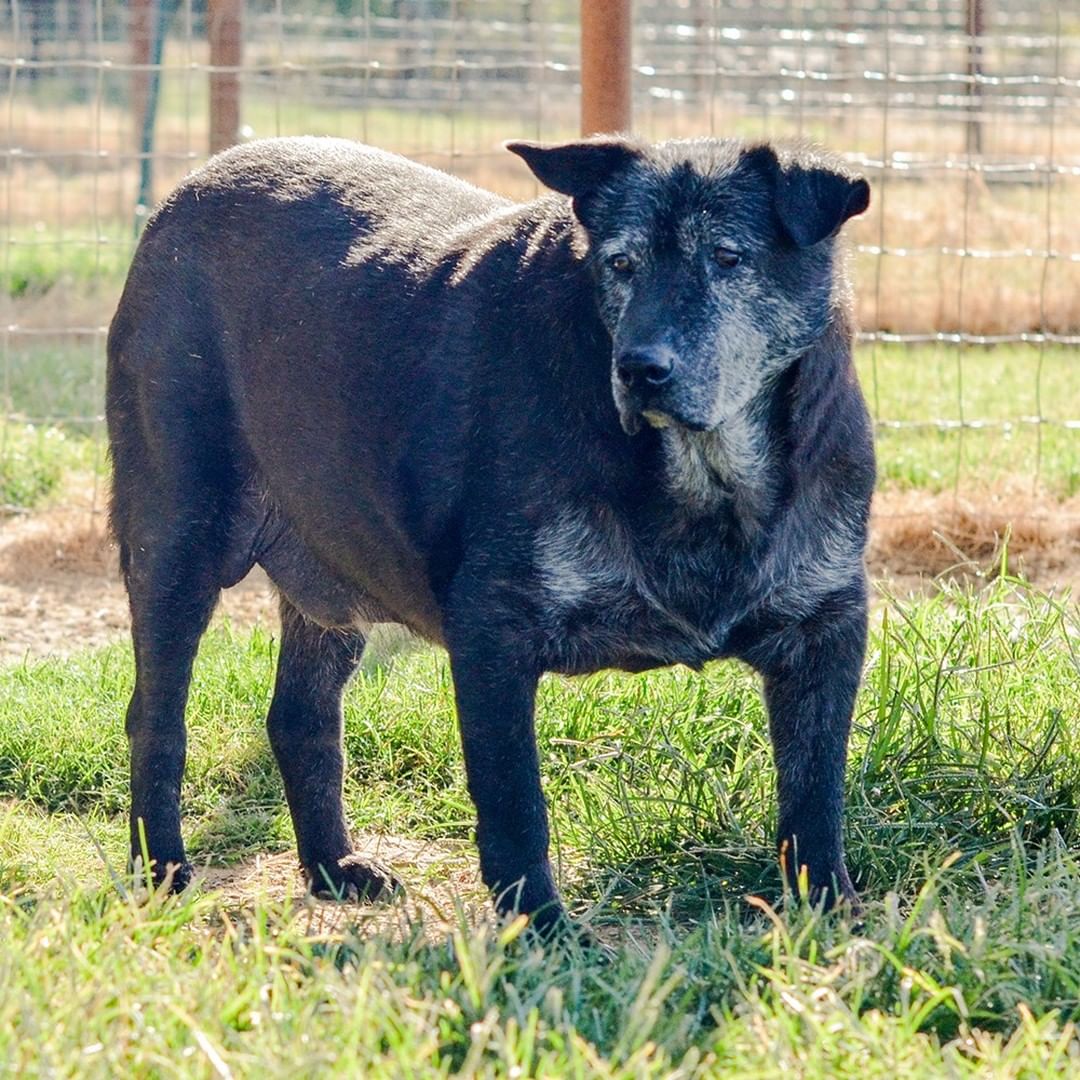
580;0;632;135
208;0;242;154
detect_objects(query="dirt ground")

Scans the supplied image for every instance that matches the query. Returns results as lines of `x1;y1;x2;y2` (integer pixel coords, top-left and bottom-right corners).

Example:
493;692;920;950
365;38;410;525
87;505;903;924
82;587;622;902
0;502;279;664
195;839;635;949
1;484;1078;664
197;838;488;940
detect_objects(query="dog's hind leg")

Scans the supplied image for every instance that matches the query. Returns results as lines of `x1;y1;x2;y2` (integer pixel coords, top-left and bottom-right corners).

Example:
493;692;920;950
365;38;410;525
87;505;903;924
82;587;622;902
117;490;226;891
266;598;399;901
125;552;220;890
109;331;246;890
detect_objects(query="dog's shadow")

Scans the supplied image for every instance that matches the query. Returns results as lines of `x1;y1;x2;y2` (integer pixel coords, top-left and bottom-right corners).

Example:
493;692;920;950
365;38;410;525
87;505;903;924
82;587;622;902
561;839;786;933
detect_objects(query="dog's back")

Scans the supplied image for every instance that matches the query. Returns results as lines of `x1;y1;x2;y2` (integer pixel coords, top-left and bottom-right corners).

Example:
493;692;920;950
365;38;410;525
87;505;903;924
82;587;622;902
108;138;551;635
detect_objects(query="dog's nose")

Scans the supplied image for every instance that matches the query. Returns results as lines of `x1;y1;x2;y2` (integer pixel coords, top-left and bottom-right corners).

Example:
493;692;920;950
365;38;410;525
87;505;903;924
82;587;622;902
616;346;676;390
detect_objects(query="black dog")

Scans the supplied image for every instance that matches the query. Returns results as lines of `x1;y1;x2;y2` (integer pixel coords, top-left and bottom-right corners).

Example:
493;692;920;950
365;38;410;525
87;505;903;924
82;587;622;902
106;135;873;931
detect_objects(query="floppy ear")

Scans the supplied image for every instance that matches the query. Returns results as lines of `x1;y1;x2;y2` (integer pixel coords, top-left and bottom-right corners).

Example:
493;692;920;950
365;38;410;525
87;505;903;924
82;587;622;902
775;164;870;248
504;138;642;198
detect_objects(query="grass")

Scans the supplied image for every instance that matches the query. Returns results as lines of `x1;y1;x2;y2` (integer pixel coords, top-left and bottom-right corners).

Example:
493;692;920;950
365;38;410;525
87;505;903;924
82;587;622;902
2;340;106;426
862;343;1080;497
0;422;95;513
2;226;133;300
2;578;1080;1074
4;870;1080;1077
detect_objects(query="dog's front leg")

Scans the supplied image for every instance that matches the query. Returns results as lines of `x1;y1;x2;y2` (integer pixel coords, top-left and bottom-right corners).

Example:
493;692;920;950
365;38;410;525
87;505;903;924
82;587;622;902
446;628;563;933
747;593;868;907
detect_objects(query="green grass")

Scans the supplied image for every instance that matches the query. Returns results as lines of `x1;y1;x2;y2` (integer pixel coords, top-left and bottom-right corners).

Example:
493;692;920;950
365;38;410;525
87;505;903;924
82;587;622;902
2;579;1080;1074
3;341;106;426
0;422;95;512
2;226;133;299
860;344;1080;497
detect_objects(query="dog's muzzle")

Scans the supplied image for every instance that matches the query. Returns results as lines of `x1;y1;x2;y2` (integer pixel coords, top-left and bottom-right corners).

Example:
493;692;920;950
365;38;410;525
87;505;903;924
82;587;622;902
613;344;677;435
612;345;718;435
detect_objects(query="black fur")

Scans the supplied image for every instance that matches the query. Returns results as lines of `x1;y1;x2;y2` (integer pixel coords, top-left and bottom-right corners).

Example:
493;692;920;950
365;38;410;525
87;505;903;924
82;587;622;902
107;135;874;929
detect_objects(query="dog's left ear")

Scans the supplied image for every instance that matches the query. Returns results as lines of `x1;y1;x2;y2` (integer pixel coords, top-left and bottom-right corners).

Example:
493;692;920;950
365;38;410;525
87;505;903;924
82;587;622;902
505;138;642;198
775;163;870;248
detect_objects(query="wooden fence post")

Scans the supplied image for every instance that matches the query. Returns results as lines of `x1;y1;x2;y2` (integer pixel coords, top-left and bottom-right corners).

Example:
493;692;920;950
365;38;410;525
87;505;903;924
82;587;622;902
966;0;985;155
208;0;242;154
130;0;152;145
580;0;632;135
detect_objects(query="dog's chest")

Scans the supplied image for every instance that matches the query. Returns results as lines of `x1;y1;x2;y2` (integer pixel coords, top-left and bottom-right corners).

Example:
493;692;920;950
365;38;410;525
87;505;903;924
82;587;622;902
533;508;741;673
532;503;859;674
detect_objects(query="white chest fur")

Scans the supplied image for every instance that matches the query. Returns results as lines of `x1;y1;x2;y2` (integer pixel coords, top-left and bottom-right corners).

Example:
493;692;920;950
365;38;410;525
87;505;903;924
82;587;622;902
533;475;863;668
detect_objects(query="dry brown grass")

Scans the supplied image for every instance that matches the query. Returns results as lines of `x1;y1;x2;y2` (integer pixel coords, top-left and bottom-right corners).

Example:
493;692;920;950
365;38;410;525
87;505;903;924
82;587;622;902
2;506;113;577
869;487;1080;588
850;177;1080;336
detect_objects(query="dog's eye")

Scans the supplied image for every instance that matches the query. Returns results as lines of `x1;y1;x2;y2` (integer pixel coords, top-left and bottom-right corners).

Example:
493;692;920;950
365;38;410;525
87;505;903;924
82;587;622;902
713;247;741;269
608;253;634;275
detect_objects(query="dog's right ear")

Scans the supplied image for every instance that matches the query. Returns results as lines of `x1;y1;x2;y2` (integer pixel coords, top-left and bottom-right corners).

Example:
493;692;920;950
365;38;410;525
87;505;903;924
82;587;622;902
504;138;642;198
745;144;870;248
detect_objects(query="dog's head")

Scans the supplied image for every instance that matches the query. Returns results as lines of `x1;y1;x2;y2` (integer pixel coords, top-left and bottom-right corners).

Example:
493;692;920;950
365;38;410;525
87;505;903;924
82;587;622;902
507;137;869;435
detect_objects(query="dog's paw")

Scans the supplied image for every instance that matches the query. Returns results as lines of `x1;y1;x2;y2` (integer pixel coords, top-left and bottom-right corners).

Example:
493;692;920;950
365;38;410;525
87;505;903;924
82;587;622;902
306;853;401;903
131;856;194;894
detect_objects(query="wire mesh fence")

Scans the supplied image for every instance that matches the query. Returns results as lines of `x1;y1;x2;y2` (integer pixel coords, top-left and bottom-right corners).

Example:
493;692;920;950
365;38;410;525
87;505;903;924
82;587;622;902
2;2;1078;558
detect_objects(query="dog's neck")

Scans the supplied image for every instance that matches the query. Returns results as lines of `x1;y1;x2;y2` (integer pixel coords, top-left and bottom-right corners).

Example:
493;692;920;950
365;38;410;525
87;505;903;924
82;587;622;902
658;407;779;526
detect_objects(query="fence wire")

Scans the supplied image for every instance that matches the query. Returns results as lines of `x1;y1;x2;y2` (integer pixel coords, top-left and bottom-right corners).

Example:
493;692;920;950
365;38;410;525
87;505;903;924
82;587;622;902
1;1;1078;531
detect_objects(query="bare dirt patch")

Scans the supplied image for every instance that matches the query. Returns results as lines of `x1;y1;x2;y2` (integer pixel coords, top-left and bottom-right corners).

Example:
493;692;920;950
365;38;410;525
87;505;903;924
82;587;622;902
2;486;1078;663
194;839;637;949
197;836;486;940
0;500;278;663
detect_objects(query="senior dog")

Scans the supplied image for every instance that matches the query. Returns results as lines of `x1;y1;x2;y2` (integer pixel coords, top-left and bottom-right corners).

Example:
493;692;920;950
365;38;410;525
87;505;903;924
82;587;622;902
107;135;873;932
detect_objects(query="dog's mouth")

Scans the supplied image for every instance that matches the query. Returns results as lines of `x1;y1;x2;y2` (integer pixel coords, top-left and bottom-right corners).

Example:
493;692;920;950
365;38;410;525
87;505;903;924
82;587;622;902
617;400;712;437
613;375;717;436
642;409;711;433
